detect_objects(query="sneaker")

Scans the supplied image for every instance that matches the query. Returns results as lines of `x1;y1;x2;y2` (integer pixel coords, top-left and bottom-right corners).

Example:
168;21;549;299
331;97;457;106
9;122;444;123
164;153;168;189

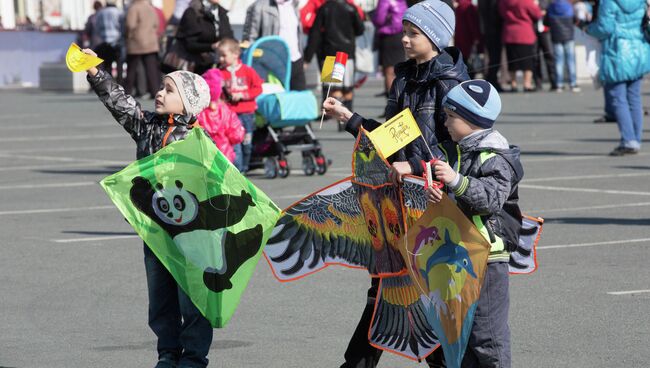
594;115;616;123
609;146;639;156
571;86;581;92
154;357;178;368
554;87;564;93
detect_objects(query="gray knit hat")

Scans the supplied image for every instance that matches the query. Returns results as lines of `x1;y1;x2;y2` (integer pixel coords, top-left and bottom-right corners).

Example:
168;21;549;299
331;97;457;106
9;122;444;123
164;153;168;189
165;71;210;116
403;0;455;51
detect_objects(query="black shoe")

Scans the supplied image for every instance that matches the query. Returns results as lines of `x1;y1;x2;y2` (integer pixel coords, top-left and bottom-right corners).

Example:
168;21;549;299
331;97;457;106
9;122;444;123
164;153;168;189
594;115;616;124
154;355;178;368
374;91;388;98
609;146;639;156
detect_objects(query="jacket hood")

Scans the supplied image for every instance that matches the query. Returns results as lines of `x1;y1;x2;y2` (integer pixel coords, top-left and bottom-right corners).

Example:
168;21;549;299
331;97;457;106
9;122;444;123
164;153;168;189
548;0;574;17
202;69;223;102
396;47;469;85
614;0;643;13
460;129;524;181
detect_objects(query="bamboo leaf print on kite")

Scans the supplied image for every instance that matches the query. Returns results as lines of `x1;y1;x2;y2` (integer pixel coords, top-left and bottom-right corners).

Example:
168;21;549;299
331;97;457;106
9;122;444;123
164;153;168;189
101;129;280;328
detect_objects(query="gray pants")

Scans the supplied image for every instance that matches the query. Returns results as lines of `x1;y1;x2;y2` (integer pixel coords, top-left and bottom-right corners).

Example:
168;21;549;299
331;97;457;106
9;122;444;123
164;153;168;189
462;262;511;368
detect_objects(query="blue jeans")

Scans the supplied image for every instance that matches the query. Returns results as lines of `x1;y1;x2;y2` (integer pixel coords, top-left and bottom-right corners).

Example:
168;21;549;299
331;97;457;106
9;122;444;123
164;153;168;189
234;113;255;172
606;79;644;149
144;245;213;368
553;41;577;88
604;84;616;119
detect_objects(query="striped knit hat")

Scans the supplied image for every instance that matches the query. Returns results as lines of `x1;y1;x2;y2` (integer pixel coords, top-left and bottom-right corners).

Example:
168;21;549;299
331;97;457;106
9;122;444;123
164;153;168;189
442;80;502;129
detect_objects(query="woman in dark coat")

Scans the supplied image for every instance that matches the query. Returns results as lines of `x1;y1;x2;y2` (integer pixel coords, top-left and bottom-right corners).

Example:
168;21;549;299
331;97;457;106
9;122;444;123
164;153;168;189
166;0;234;75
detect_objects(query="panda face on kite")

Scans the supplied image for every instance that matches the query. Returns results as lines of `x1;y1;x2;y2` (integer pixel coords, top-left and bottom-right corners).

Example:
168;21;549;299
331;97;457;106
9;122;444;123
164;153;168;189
129;176;264;293
151;180;199;226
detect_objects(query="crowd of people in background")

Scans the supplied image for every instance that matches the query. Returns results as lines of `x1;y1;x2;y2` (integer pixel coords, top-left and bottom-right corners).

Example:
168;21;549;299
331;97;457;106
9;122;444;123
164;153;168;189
75;1;649;367
78;0;649;161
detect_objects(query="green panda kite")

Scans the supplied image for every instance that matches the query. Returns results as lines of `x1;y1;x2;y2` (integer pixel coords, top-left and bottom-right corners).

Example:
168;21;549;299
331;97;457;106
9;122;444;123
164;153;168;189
129;176;263;293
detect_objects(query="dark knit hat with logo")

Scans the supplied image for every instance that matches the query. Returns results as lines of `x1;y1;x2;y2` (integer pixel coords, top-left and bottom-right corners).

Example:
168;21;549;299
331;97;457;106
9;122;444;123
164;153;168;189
442;79;502;129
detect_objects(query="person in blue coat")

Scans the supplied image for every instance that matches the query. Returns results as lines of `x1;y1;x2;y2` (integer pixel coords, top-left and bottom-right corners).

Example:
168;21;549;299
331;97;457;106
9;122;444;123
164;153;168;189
587;0;650;155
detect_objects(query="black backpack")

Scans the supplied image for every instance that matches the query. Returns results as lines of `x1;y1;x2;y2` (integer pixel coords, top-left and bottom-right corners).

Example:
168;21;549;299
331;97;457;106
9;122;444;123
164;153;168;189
494;188;524;252
474;148;525;253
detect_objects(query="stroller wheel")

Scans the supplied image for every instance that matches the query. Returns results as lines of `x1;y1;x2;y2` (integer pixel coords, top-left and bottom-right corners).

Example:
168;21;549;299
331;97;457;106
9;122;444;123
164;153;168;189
315;154;328;175
302;154;317;176
264;157;279;179
278;159;290;178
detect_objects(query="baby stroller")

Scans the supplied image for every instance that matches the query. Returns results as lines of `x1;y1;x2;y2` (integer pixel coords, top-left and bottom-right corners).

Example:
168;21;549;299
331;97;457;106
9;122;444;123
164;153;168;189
242;36;328;179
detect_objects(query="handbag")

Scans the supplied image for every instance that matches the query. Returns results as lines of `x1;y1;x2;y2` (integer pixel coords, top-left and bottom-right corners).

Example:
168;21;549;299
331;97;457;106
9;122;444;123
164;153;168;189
355;21;376;74
161;37;214;72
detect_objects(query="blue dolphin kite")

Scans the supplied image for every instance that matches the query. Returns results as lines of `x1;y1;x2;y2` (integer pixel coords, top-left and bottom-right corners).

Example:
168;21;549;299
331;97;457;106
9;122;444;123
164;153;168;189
423;229;477;279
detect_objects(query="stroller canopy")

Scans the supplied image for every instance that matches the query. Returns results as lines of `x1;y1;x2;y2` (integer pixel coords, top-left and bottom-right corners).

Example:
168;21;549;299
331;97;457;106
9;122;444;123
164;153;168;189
242;36;292;90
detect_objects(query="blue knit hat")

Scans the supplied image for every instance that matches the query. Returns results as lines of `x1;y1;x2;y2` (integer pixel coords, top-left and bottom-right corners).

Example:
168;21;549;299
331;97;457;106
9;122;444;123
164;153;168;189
442;80;502;129
402;0;455;50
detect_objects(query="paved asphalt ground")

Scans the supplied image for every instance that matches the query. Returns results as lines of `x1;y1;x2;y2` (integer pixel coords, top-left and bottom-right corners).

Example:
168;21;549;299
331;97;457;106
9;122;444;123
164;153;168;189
1;77;649;368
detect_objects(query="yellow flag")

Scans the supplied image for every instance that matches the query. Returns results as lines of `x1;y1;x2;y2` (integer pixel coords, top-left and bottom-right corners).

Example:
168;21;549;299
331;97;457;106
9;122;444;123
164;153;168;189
367;108;422;158
320;56;336;83
65;43;103;73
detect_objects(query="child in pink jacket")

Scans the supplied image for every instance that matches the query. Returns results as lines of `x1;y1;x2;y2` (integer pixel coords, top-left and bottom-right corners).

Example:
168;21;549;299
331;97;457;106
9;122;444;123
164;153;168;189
198;69;245;163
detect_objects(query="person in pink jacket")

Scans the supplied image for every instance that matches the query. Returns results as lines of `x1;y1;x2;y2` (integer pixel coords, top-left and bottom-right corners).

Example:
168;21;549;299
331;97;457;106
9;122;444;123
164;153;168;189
499;0;542;92
197;69;245;164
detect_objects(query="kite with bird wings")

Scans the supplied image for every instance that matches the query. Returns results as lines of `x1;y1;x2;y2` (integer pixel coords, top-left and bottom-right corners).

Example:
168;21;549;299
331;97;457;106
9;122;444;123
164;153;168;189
264;129;441;360
264;129;430;280
263;127;542;363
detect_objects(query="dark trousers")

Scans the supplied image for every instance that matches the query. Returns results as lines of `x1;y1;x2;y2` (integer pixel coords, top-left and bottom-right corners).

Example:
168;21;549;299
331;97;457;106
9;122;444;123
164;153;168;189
461;262;511;368
483;31;503;89
341;278;446;368
290;58;307;91
126;53;161;97
95;42;123;83
144;244;213;368
534;31;557;90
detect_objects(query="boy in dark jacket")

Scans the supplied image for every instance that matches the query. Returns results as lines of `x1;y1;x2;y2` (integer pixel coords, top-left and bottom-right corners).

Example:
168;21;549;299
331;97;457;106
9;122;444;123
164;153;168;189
428;79;523;367
83;48;215;368
304;0;364;114
323;1;469;366
547;0;580;92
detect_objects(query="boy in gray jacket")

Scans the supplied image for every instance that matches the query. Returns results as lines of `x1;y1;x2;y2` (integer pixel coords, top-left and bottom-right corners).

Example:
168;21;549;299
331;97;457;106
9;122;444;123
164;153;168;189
427;79;523;367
